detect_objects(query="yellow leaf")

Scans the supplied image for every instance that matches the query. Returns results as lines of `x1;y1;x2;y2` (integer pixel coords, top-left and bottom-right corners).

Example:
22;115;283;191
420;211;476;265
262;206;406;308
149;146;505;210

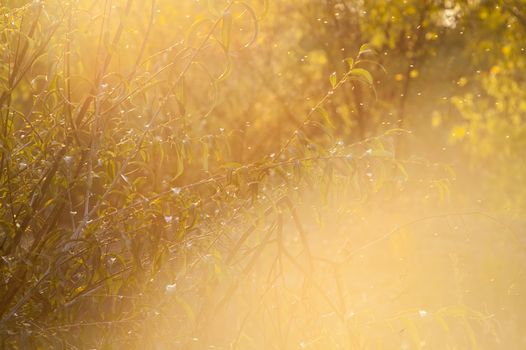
329;72;337;88
221;11;233;51
350;68;373;84
318;106;335;129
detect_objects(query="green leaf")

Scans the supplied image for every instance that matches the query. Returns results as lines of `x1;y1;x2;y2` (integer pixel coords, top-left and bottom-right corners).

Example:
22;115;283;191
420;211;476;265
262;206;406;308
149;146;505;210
358;43;372;56
350;68;373;85
329;71;337;88
221;162;243;169
346;57;354;70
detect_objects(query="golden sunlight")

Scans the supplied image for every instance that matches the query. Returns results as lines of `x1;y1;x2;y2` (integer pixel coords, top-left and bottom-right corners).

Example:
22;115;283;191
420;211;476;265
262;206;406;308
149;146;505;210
1;0;525;349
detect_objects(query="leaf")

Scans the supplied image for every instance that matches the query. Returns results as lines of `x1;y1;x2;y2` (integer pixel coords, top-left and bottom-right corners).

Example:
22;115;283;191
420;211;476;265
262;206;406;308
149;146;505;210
395;161;409;181
369;149;394;158
221;162;243;169
318;106;335;129
216;54;232;82
346;57;354;70
174;147;184;180
222;11;233;51
329;71;337;88
208;0;220;16
175;295;196;324
237;2;259;48
350;68;373;85
358;43;372;56
248;181;259;204
185;18;214;48
152;246;167;275
202;141;209;172
403;317;421;348
436;314;450;333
